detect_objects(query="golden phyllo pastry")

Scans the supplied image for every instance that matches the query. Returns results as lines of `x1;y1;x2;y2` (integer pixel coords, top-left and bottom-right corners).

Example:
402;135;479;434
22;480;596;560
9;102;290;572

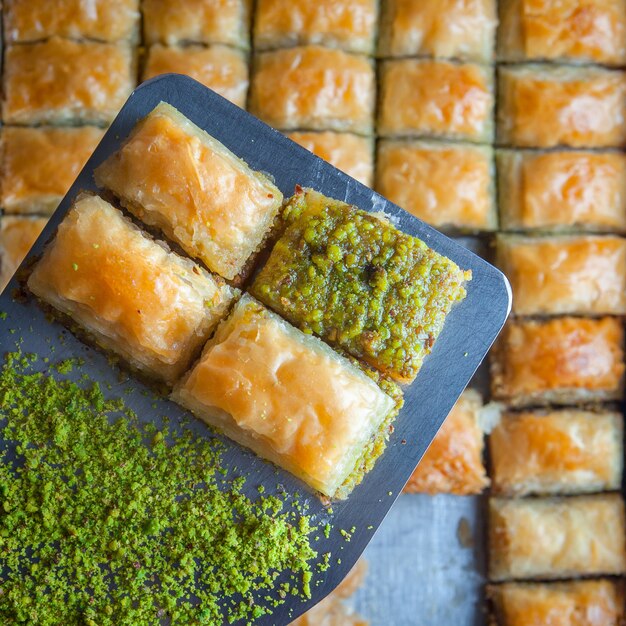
254;0;378;55
497;235;626;316
497;65;626;148
3;0;140;43
403;390;489;495
287;132;374;187
249;46;376;135
142;44;249;109
1;126;104;215
498;0;626;66
378;60;494;142
3;38;135;125
95;102;282;282
490;409;623;497
142;0;250;49
497;150;626;233
378;0;497;62
491;317;625;406
489;495;626;581
28;194;237;386
173;295;398;499
377;140;496;231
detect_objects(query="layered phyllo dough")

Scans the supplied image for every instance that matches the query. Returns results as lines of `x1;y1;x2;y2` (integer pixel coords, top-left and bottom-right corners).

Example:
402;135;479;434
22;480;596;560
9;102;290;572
490;409;623;497
173;295;401;499
497;0;626;66
378;60;494;143
94;102;282;282
250;46;375;135
3;38;135;125
3;0;140;43
488;580;626;626
142;44;249;108
378;0;497;62
254;0;378;55
491;317;625;406
142;0;250;49
497;150;626;233
488;495;626;581
0;216;47;292
403;390;489;495
251;188;471;383
287;132;374;187
27;194;237;385
497;65;626;148
496;235;626;316
1;126;104;215
376;140;496;231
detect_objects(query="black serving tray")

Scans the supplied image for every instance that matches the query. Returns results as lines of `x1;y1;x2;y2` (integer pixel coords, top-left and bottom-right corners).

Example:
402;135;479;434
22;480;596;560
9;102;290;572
0;75;511;625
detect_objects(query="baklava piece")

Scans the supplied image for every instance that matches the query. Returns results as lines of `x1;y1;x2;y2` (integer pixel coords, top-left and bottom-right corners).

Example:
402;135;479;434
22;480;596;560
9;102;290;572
497;65;626;148
378;0;497;63
376;140;496;232
3;38;135;125
254;0;377;55
173;295;402;499
251;188;471;383
497;235;626;316
142;0;250;49
497;150;626;233
287;132;374;187
142;44;248;109
0;216;47;292
378;59;494;143
488;580;626;626
490;409;623;497
249;46;375;135
3;0;140;43
403;390;489;495
488;495;626;581
28;194;237;386
491;317;625;406
498;0;626;66
1;126;104;215
95;102;282;282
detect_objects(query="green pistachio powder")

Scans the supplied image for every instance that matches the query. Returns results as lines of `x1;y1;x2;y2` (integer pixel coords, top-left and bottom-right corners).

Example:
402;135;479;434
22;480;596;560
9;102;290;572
0;350;323;625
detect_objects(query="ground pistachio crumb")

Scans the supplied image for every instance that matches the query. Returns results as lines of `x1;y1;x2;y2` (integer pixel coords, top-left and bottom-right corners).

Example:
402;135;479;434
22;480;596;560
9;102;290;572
0;352;319;625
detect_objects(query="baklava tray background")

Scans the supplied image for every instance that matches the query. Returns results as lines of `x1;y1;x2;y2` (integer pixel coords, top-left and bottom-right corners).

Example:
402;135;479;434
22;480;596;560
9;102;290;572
2;1;626;625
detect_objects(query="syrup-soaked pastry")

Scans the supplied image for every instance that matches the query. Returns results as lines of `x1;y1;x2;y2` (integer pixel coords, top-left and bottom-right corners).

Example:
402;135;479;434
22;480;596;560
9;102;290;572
490;317;625;406
1;126;104;215
142;44;248;109
249;46;376;135
488;580;626;626
378;0;497;63
376;140;497;231
489;494;626;581
3;38;135;125
0;216;47;292
497;150;626;233
497;65;626;148
496;234;626;316
404;390;489;495
28;194;237;386
287;131;374;187
378;59;494;143
3;0;140;43
254;0;378;55
173;295;401;499
490;409;623;496
95;102;283;282
498;0;626;66
142;0;250;49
